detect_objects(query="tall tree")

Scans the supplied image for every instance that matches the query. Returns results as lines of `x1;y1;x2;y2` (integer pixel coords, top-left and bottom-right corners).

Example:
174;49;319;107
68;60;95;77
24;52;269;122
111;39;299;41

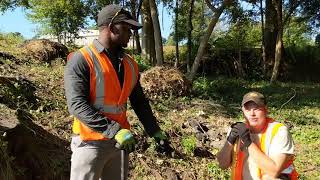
1;0;88;41
29;0;88;43
264;0;277;78
141;0;156;65
270;0;282;83
149;0;164;65
263;0;319;81
188;0;230;81
186;0;195;72
174;0;180;68
260;0;266;75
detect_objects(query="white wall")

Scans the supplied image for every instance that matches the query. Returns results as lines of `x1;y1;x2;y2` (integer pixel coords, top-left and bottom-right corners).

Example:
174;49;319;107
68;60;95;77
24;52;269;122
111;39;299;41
40;29;138;48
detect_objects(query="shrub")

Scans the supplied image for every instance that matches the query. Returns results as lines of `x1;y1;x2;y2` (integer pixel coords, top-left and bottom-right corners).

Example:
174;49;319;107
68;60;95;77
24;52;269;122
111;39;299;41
132;54;151;72
163;45;188;66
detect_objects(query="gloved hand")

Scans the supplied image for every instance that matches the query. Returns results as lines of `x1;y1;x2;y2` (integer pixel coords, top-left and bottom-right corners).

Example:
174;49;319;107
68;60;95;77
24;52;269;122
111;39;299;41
114;129;136;152
153;130;174;156
227;122;243;145
239;129;252;150
233;123;252;150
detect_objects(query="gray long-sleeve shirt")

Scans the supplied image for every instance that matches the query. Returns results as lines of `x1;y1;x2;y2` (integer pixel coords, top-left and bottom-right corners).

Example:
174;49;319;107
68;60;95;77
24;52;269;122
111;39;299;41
64;39;160;138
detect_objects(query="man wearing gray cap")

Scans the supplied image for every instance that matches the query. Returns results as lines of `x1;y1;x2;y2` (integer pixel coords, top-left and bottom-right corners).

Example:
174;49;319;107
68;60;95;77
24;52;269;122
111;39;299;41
217;91;298;180
64;4;172;180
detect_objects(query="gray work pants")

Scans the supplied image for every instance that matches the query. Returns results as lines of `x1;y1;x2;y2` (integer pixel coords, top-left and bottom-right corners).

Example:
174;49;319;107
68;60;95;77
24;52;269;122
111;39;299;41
70;136;129;180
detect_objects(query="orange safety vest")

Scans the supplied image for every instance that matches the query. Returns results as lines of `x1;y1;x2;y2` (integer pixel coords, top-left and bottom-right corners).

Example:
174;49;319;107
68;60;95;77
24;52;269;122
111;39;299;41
68;44;139;140
231;118;299;180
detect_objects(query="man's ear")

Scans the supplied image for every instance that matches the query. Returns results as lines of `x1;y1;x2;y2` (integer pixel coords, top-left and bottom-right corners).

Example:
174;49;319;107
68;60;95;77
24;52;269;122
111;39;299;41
108;24;114;33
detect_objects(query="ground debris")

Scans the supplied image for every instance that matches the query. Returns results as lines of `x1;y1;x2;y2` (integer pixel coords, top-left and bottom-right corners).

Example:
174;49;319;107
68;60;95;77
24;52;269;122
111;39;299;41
0;51;17;61
0;105;18;132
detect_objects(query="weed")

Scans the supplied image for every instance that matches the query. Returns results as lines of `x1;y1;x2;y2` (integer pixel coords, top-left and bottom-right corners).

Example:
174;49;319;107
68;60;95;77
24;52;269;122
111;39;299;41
181;135;197;155
207;162;230;179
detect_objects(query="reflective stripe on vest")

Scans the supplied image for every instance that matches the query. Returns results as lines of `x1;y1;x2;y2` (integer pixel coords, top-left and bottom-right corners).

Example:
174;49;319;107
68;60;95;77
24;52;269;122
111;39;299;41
71;44;139;140
84;45;133;114
231;119;298;180
257;121;284;178
126;55;137;92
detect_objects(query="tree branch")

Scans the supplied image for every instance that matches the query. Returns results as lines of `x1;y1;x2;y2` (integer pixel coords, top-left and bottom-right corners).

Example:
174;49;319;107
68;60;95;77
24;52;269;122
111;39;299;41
283;0;301;26
205;0;217;12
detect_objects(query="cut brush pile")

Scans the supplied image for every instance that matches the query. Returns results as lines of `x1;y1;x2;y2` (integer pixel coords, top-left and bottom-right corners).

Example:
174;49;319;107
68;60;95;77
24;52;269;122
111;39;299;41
140;66;191;100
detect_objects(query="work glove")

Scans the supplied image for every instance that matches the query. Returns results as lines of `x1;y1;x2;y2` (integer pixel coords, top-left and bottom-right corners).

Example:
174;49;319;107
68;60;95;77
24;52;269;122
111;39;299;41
114;129;136;152
227;122;243;145
153;130;174;156
233;122;252;150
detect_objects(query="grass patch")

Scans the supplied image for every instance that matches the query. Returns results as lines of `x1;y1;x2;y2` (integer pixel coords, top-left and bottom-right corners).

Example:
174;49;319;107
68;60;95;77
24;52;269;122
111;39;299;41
293;126;320;178
207;162;230;179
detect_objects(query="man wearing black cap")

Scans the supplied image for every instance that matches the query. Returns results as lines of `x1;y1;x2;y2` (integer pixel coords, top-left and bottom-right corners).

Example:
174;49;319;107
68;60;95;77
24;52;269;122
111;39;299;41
64;4;172;180
216;92;298;180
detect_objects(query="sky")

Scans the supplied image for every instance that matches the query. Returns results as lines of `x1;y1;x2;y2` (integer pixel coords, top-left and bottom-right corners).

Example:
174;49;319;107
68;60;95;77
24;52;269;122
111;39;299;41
0;5;173;40
0;7;38;39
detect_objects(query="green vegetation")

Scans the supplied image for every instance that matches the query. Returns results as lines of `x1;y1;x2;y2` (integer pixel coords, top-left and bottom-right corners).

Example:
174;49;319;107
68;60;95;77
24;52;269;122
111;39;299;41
132;54;151;72
181;135;197;155
0;32;24;53
207;162;230;179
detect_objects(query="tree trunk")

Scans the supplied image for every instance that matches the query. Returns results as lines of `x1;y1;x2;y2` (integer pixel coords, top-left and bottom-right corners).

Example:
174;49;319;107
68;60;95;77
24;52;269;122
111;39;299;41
264;0;278;78
260;0;266;76
188;1;227;81
174;0;180;68
235;21;245;78
141;0;156;65
149;0;164;66
236;46;245;78
130;0;142;53
186;0;195;72
270;0;283;83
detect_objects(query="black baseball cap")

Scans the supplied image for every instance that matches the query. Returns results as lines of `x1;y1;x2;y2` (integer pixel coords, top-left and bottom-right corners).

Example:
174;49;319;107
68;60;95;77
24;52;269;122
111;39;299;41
97;4;142;30
241;91;266;107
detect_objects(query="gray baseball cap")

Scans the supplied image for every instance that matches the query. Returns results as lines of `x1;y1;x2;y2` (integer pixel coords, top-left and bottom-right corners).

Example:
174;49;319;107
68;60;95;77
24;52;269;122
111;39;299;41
241;91;266;107
97;4;142;30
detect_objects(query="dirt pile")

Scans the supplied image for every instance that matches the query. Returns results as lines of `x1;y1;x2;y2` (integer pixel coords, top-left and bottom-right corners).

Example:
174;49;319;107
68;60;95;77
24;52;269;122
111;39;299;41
0;51;71;180
0;109;70;179
0;73;70;179
21;39;68;63
140;66;191;100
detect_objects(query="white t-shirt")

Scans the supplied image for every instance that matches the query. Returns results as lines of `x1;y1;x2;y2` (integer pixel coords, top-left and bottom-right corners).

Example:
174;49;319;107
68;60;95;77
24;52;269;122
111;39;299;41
242;126;294;180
